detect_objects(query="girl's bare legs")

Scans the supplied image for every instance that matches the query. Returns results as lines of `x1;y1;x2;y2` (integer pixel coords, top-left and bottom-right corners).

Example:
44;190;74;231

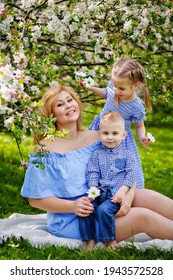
116;207;173;242
133;189;173;220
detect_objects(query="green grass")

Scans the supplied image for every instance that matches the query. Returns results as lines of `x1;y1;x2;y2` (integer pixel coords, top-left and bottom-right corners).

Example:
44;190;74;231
0;128;173;260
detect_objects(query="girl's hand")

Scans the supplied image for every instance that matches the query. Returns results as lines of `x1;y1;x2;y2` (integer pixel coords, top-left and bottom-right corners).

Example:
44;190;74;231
139;136;151;148
79;79;87;88
73;196;94;217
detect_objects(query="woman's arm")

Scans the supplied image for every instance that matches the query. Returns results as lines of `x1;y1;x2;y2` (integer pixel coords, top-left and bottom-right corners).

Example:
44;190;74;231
29;196;94;217
135;121;150;148
115;183;136;217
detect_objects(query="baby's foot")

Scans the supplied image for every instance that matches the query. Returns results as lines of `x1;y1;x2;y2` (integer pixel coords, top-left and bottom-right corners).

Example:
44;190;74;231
105;240;117;249
86;240;95;251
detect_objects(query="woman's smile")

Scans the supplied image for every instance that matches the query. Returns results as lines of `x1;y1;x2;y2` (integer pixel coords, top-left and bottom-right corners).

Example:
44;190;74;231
66;109;76;116
52;90;80;125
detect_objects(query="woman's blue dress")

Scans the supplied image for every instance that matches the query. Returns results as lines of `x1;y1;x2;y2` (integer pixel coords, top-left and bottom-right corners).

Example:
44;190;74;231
89;81;146;189
21;142;102;239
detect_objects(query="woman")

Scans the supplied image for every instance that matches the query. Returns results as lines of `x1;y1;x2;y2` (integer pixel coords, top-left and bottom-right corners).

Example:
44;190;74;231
21;84;173;242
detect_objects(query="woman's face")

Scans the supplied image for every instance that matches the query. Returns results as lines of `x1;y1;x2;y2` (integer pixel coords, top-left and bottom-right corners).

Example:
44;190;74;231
52;90;80;127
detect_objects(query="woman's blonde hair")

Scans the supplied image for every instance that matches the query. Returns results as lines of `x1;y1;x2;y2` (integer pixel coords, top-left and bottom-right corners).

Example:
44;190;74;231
33;84;83;143
111;58;152;112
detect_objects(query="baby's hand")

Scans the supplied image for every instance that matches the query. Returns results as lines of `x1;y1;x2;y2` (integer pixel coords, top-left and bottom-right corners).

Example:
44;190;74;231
111;191;125;203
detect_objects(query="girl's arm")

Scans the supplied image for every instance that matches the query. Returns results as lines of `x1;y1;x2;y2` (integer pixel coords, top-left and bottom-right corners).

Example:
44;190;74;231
115;183;136;217
80;80;106;99
135;121;150;148
29;196;94;217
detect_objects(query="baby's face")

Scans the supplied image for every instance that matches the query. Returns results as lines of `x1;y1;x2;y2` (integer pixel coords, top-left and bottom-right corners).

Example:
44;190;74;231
99;120;126;149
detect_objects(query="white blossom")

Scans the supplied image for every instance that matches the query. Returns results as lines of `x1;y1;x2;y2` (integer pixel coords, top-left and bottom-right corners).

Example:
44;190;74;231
31;25;42;40
30;85;40;95
147;132;155;143
87;186;100;200
83;77;95;88
49;81;59;88
75;71;87;78
155;33;162;42
4;116;14;129
124;20;132;31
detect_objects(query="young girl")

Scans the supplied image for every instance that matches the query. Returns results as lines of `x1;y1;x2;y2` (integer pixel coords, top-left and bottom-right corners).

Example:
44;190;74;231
80;58;152;189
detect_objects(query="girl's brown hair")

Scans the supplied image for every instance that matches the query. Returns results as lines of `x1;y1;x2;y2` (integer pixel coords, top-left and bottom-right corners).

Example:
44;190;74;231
33;84;83;143
111;58;152;112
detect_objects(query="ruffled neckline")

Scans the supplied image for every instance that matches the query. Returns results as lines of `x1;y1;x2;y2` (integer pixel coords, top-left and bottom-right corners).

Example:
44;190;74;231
30;141;102;159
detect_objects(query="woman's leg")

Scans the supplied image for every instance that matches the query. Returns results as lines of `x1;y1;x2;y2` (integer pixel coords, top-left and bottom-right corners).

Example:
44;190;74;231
132;189;173;220
116;207;173;242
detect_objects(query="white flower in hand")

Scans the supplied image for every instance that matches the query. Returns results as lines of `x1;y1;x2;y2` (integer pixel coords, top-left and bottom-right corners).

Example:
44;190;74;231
83;76;95;89
87;186;100;200
147;132;155;143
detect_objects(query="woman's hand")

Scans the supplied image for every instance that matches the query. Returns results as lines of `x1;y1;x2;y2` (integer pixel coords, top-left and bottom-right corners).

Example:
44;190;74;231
115;184;136;217
115;200;131;217
73;196;94;217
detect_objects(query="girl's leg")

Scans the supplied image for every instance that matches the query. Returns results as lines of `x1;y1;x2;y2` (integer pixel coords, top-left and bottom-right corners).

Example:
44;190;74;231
115;207;173;242
133;189;173;220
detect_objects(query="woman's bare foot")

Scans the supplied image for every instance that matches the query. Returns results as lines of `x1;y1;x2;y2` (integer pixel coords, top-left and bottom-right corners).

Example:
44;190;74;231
86;240;96;251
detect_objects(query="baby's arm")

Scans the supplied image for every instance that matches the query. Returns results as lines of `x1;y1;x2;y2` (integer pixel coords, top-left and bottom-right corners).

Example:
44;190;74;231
135;121;150;148
115;182;136;217
79;79;106;99
114;151;136;210
111;185;129;203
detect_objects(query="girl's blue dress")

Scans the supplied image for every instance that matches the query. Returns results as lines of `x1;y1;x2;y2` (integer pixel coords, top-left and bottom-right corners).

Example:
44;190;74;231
89;81;146;189
21;142;102;239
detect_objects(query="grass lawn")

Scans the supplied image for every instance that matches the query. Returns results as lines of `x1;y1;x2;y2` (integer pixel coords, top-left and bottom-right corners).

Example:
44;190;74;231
0;127;173;260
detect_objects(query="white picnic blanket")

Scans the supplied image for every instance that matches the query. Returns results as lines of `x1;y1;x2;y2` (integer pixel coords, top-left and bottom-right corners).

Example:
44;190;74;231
0;213;173;250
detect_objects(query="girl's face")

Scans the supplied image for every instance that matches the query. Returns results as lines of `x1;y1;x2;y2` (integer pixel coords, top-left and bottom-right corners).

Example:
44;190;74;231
52;90;80;127
113;77;139;102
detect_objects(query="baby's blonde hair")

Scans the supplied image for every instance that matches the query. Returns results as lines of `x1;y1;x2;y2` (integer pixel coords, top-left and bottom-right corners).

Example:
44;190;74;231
100;112;125;130
111;58;152;112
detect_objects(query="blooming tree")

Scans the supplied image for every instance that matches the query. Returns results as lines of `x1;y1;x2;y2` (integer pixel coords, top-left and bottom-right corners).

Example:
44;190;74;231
0;0;172;160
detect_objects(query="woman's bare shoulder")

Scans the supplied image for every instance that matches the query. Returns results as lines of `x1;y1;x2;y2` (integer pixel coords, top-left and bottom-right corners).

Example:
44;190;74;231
87;129;99;139
81;129;99;144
